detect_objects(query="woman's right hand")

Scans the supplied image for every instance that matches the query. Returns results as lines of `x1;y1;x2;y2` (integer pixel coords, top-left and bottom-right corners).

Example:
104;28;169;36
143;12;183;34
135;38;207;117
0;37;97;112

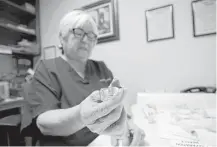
79;87;127;136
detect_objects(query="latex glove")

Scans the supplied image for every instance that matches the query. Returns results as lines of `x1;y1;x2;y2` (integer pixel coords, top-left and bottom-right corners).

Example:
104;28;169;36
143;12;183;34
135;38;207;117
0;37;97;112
105;79;128;139
111;120;147;146
100;78;123;102
79;87;127;135
102;106;127;137
110;78;122;88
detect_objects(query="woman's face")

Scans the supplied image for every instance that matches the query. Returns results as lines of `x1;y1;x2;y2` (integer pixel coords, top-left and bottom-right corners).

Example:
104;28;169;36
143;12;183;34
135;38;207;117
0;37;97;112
62;21;97;62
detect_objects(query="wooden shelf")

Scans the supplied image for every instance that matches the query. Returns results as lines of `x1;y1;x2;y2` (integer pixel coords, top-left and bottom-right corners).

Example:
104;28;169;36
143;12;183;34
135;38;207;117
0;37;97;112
12;50;38;56
0;0;40;80
7;0;35;5
0;97;24;111
0;22;36;36
0;44;39;56
0;0;35;24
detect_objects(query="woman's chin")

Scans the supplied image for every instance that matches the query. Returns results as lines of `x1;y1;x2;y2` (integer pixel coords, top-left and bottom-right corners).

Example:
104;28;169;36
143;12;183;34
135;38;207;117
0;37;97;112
77;55;89;62
78;52;90;60
66;50;90;62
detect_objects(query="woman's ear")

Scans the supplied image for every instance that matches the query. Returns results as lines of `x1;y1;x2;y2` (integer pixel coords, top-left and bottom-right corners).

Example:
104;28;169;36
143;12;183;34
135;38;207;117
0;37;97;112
59;35;65;54
59;34;64;45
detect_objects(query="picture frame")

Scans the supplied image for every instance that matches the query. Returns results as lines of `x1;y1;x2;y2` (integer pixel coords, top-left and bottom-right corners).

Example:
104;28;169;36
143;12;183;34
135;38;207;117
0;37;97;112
145;5;175;42
192;0;216;37
82;0;119;44
0;81;9;99
43;45;57;60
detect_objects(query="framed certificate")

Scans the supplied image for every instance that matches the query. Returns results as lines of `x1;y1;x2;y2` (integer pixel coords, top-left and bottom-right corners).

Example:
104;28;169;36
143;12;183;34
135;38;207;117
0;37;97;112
43;45;57;60
145;5;175;42
192;0;216;37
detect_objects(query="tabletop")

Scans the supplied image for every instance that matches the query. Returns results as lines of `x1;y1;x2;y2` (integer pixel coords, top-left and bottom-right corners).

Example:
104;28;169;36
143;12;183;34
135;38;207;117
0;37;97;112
88;93;216;146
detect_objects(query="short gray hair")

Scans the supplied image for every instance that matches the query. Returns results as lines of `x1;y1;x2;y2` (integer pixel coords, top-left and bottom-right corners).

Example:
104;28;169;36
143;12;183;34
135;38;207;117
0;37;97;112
59;9;98;39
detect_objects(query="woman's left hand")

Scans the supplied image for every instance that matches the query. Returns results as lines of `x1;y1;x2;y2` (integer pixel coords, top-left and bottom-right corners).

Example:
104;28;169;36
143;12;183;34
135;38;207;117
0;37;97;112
111;120;147;146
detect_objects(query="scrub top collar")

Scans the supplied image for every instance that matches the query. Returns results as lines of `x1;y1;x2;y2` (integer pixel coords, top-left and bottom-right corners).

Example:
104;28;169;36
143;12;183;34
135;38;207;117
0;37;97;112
59;55;91;84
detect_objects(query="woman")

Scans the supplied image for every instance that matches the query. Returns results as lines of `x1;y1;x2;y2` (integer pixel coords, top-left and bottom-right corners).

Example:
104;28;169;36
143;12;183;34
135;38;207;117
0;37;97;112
21;9;145;146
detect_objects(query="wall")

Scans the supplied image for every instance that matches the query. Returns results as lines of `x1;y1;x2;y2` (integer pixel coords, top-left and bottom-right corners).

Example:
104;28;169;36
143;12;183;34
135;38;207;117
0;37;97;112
39;0;216;113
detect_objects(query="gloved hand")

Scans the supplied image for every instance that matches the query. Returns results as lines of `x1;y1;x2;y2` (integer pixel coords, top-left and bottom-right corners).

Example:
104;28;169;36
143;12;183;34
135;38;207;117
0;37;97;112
109;79;147;146
79;79;127;136
111;120;147;146
102;106;127;137
100;78;128;137
100;78;123;102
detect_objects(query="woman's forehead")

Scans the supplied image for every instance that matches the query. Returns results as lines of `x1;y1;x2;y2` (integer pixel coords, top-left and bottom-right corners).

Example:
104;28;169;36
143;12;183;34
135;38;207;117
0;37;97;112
74;17;97;33
76;22;93;31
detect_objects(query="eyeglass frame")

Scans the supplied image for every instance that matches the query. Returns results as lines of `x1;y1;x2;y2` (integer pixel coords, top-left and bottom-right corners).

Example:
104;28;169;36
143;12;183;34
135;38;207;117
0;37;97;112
72;28;98;41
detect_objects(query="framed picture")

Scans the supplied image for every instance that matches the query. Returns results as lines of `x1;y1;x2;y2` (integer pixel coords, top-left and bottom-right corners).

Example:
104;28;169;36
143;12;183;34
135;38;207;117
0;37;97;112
43;45;57;60
82;0;119;43
192;0;216;37
145;5;175;42
0;81;9;99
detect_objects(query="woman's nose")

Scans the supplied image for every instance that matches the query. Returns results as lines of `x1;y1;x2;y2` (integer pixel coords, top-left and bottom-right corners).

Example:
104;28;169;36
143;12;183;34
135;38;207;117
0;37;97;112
81;34;89;43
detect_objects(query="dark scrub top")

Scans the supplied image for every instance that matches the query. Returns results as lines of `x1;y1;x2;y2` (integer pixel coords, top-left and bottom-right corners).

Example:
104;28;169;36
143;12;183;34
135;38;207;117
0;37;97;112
21;57;114;146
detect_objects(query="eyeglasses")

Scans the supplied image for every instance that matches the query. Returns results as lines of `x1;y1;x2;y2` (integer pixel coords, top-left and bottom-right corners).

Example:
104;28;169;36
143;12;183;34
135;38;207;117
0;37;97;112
72;28;97;41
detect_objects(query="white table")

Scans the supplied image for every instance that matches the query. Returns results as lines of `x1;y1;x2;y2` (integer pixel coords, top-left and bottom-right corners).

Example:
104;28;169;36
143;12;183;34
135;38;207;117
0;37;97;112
134;93;216;146
89;93;216;146
132;107;216;146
